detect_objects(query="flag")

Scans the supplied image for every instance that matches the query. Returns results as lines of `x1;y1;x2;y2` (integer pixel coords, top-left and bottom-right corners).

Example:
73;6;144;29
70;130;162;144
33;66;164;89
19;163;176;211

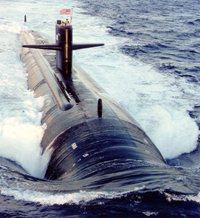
60;8;72;16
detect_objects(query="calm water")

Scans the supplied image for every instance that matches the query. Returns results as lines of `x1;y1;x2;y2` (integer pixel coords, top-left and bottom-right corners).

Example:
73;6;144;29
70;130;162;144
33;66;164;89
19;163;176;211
0;0;200;217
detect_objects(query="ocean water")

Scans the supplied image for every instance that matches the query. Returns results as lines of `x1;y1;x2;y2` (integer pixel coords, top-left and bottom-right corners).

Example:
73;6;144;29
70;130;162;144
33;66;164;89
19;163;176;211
0;0;200;217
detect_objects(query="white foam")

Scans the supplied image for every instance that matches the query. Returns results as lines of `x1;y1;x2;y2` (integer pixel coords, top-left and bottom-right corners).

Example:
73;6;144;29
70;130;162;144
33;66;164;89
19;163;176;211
0;188;117;205
0;117;50;177
0;18;51;178
165;192;200;204
0;186;144;205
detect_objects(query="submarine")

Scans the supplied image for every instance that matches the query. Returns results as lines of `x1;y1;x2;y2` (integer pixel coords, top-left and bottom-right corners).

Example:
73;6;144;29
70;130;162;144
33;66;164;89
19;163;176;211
20;19;200;194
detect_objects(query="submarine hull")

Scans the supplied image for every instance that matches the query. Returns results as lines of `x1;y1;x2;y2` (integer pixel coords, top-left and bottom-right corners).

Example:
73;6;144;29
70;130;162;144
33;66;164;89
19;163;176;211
20;31;200;194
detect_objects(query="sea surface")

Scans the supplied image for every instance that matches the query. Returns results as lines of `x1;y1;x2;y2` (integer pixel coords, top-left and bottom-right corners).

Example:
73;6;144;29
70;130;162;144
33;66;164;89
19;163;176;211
0;0;200;217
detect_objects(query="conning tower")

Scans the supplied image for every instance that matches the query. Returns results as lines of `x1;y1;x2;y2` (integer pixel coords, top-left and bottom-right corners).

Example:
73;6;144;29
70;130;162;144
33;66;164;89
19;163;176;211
23;20;103;83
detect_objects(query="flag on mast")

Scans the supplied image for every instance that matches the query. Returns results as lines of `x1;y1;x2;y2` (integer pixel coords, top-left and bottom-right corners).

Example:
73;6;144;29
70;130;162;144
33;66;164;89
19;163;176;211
60;8;73;16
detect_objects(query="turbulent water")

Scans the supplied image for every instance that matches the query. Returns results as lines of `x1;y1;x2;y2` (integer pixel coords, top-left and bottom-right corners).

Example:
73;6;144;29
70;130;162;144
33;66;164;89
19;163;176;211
0;0;200;217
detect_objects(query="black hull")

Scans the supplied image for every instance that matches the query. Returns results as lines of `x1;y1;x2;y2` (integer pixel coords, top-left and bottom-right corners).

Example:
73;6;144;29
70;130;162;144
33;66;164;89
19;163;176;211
19;31;200;194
